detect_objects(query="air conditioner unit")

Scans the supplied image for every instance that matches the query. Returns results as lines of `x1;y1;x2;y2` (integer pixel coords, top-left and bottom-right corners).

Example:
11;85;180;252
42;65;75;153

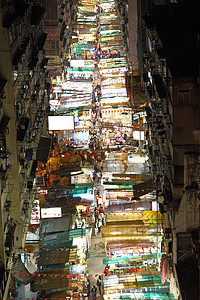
4;200;11;207
164;227;172;234
0;90;6;99
22;209;29;217
23;203;29;209
18;87;25;94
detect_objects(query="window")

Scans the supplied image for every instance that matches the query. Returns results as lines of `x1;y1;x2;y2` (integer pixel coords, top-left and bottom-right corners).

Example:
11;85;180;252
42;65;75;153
48;59;55;66
177;89;190;105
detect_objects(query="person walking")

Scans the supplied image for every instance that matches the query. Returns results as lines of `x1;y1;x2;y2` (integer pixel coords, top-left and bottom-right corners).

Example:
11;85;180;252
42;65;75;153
96;275;102;294
43;170;50;188
99;204;104;214
87;278;90;297
104;264;110;276
91;285;97;299
97;218;101;234
94;207;98;224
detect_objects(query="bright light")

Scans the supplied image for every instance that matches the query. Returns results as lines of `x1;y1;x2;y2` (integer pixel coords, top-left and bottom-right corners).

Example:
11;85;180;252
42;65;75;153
48;116;74;131
41;207;62;218
70;60;85;68
133;131;145;140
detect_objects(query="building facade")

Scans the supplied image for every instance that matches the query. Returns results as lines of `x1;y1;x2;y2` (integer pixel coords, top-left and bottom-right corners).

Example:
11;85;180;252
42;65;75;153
139;1;200;299
0;1;50;298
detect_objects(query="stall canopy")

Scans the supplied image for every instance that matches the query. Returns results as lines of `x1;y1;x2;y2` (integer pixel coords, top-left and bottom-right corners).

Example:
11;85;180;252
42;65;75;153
133;179;154;198
37;248;78;267
11;257;37;285
40;216;72;236
41;229;86;249
31;268;70;292
36;136;52;163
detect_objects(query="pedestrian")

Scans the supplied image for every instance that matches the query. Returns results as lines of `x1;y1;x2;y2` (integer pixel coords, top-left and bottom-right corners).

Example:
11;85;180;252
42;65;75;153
100;213;105;226
97;171;101;184
87;278;90;297
86;205;90;214
104;266;109;276
91;285;97;299
79;209;84;218
96;275;102;294
43;170;50;188
97;219;101;234
99;204;105;214
94;207;98;224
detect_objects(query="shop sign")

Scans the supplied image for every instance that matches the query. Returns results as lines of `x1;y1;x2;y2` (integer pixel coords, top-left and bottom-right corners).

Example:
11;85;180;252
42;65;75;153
73;236;87;247
48;115;74;130
41;207;62;218
53;86;62;93
70;59;84;68
49;99;60;106
31;200;40;224
71;38;79;44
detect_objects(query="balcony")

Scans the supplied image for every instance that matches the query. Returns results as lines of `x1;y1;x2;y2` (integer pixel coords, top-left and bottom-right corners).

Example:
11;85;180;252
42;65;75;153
0;115;10;137
4;223;16;255
2;1;28;29
0;268;9;300
28;57;39;70
36;136;52;163
20;37;30;51
0;77;7;94
153;74;166;99
40;57;49;69
17;117;30;142
12;47;24;66
37;32;47;51
30;5;46;26
30;160;38;177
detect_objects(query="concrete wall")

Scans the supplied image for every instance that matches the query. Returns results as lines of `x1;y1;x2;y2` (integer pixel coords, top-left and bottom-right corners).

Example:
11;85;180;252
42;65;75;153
128;0;138;70
0;22;21;254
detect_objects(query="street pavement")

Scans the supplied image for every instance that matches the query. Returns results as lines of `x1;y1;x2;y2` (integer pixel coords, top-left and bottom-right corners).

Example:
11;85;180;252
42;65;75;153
87;231;106;300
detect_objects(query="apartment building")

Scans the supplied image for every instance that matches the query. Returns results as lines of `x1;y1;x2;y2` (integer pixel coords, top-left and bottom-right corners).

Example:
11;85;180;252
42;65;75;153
139;1;200;299
0;1;50;298
42;0;78;77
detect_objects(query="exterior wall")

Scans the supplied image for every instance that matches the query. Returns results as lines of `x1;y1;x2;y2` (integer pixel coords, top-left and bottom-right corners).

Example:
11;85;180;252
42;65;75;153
0;16;21;261
173;78;200;150
43;0;61;75
0;1;50;298
141;4;200;297
143;25;200;196
43;0;58;26
175;190;200;233
43;0;78;76
128;0;138;69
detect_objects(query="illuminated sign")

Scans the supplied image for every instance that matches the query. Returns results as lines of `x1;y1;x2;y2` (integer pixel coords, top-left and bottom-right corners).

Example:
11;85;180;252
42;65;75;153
70;60;85;68
62;81;93;92
49;99;60;106
73;236;87;247
31;200;40;224
48;116;74;131
133;131;145;141
41;207;62;218
53;86;62;93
